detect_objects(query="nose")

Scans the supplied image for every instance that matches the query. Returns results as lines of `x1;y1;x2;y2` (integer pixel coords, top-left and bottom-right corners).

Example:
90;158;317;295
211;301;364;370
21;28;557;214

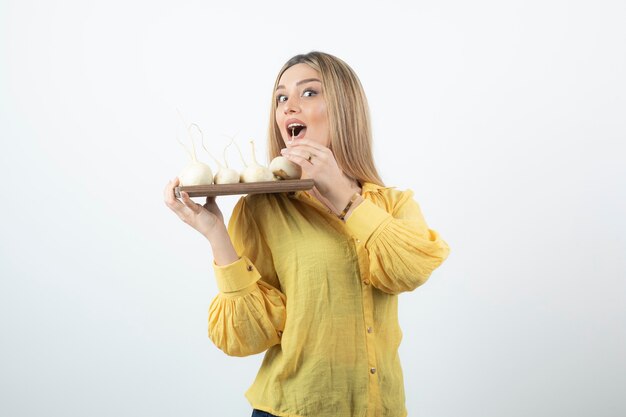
283;95;300;114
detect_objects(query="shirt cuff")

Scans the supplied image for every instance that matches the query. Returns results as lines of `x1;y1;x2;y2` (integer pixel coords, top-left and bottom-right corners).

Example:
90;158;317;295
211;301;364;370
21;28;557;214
345;199;393;244
213;256;261;294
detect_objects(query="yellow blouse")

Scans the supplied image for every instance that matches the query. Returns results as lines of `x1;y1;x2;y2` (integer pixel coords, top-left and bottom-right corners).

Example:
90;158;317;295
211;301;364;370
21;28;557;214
208;183;450;417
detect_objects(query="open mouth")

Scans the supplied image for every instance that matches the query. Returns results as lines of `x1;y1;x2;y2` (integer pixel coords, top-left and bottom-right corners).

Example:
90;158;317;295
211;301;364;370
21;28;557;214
287;123;307;140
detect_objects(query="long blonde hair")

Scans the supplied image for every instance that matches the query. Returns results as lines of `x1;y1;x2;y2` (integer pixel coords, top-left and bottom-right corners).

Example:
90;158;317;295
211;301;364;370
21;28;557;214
267;51;384;186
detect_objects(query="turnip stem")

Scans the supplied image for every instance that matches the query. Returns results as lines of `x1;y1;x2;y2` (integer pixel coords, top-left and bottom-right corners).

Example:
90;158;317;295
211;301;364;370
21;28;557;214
231;137;247;167
249;140;259;165
176;108;198;162
189;123;224;169
221;133;244;168
223;137;235;169
176;135;193;161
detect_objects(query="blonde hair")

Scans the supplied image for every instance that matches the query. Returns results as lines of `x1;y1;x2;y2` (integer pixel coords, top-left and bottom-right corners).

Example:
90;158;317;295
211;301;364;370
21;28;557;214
267;51;384;186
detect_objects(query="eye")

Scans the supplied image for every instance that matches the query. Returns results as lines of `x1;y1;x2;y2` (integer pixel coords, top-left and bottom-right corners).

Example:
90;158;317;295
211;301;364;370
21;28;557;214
302;89;317;98
276;94;287;103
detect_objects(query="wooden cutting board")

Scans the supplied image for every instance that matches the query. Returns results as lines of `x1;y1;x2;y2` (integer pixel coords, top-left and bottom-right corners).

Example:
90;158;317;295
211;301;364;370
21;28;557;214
175;179;315;198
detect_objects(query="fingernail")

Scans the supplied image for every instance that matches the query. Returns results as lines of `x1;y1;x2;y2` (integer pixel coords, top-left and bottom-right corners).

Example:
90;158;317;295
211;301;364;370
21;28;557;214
280;148;288;155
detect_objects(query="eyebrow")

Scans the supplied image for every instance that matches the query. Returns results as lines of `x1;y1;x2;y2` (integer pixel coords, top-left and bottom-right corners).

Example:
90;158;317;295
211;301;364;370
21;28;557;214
276;78;322;91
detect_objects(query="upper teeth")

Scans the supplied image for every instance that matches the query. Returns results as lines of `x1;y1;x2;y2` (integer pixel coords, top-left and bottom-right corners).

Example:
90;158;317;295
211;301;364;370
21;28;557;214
288;123;305;129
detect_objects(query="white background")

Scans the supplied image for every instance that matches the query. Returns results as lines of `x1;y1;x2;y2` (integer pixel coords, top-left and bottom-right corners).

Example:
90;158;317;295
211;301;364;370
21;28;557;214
1;0;625;416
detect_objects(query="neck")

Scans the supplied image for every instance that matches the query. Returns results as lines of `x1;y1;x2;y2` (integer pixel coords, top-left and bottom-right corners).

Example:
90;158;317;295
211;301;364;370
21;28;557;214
309;181;362;216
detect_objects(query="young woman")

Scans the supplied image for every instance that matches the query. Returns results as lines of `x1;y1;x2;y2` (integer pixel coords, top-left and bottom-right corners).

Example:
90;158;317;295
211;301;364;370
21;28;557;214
164;51;450;417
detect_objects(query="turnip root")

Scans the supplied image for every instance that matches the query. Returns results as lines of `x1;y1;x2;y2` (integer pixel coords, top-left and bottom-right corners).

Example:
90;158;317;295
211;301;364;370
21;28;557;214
212;137;240;184
176;132;213;186
214;166;240;184
175;110;213;186
269;156;301;180
240;140;274;183
192;127;239;185
178;160;214;186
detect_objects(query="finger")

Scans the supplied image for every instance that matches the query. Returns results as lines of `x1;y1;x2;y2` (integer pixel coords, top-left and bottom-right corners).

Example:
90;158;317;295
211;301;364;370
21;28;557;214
285;144;326;158
203;196;217;208
180;191;201;214
283;151;314;167
289;139;329;152
164;178;185;209
284;148;315;161
283;145;332;164
283;145;324;161
163;178;175;201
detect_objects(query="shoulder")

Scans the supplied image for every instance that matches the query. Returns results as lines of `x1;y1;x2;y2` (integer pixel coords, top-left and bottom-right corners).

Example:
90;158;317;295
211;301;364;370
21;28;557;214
361;182;415;211
229;193;281;234
234;192;287;220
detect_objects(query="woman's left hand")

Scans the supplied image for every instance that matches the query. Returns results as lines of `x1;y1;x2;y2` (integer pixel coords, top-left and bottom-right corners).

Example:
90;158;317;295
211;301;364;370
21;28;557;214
281;140;360;210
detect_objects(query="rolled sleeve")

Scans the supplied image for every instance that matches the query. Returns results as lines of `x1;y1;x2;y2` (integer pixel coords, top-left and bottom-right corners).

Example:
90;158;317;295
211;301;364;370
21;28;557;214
214;256;261;294
345;199;393;244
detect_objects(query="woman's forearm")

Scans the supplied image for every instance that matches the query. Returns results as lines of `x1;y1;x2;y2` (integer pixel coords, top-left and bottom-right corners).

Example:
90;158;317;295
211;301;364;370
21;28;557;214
205;223;239;266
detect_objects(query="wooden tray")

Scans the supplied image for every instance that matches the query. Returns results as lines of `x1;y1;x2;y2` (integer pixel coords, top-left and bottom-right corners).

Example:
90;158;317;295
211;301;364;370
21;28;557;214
175;179;314;198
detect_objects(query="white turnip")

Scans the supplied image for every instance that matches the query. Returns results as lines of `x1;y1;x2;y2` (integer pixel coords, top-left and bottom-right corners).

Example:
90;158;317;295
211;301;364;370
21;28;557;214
176;126;213;186
212;137;240;184
269;156;301;180
240;140;274;183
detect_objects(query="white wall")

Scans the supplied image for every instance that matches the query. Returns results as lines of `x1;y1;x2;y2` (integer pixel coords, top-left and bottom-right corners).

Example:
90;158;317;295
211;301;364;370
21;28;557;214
1;1;625;416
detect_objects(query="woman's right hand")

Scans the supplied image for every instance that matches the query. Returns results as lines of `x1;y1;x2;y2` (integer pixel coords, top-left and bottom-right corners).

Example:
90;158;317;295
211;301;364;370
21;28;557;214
163;177;225;239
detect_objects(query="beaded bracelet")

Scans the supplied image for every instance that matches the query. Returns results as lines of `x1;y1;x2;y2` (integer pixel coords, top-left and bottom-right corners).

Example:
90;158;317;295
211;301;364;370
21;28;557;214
338;192;361;221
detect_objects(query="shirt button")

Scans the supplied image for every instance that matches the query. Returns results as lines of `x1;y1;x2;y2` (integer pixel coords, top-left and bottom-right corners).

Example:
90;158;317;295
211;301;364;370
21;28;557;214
367;327;373;334
277;330;283;337
356;239;361;243
370;367;377;374
363;279;370;285
247;265;253;271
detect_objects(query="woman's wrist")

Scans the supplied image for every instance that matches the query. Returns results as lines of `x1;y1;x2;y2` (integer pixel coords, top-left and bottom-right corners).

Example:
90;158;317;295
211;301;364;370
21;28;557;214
341;194;364;222
327;180;362;219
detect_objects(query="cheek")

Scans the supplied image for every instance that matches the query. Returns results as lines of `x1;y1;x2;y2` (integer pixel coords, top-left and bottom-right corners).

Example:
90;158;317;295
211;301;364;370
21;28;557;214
311;105;328;127
315;107;330;144
314;104;327;122
275;108;281;125
275;111;284;132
